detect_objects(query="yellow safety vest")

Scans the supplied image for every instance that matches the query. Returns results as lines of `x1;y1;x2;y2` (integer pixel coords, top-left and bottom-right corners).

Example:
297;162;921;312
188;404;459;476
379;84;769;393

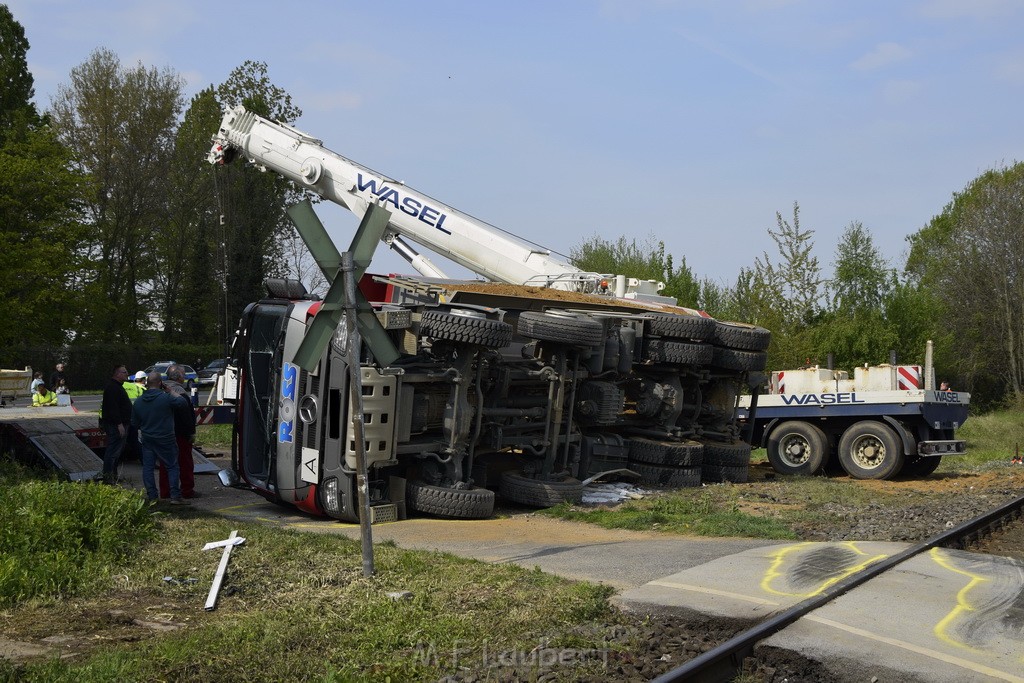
33;390;58;407
123;381;145;401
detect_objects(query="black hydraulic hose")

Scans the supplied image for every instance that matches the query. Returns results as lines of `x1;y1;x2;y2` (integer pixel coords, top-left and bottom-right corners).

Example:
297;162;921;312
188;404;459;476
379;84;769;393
653;493;1024;683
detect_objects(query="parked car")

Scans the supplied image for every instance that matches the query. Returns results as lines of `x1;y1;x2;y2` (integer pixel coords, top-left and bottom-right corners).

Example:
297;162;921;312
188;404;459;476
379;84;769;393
144;362;198;390
196;358;228;387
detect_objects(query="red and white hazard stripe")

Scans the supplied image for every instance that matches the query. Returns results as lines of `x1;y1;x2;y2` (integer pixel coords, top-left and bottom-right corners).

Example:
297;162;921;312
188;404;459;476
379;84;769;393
897;365;922;390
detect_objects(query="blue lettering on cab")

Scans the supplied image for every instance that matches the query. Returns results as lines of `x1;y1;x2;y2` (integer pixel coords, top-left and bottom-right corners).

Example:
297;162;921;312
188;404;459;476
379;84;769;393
278;362;297;443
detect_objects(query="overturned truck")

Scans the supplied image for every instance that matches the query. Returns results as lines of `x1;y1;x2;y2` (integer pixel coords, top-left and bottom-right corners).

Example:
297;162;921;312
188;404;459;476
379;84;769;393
209;106;770;521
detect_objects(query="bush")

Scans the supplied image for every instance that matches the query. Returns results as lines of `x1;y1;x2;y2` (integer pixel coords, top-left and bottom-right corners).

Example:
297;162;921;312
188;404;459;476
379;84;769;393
0;460;157;606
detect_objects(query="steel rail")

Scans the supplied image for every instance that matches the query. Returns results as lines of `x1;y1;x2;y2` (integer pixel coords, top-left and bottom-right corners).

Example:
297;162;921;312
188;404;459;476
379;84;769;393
650;492;1024;683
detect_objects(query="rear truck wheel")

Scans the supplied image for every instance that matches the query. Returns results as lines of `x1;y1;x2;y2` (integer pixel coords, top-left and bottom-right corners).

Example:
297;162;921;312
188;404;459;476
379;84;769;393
630;462;702;488
406;481;495;519
642;339;714;365
628;438;703;467
712;321;771;352
420;309;512;348
767;421;829;476
711;347;767;372
902;455;942;477
700;463;749;484
517;311;604;347
837;421;905;480
640;313;716;341
499;470;584;507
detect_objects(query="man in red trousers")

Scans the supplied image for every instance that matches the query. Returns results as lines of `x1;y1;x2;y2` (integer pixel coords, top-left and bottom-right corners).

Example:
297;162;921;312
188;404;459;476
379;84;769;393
158;364;196;498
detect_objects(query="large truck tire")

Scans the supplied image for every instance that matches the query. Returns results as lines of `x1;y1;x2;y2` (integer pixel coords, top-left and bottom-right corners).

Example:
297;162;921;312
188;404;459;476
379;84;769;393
421;310;512;349
629;438;703;467
642;339;714;365
837;421;905;480
499;470;584;507
630;463;702;488
711;347;767;372
406;481;495;519
641;313;716;341
902;455;942;477
517;311;604;347
700;463;749;484
767;421;829;476
712;321;771;351
701;440;752;467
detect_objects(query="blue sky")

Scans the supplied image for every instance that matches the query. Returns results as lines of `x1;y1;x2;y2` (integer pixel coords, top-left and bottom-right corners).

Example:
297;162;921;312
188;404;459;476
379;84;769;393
8;0;1024;286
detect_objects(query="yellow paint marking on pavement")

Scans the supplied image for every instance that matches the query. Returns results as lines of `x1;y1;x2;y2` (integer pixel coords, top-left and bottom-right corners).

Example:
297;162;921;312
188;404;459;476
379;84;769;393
648;580;781;606
804;614;1024;683
929;547;990;654
212;503;267;513
760;542;888;598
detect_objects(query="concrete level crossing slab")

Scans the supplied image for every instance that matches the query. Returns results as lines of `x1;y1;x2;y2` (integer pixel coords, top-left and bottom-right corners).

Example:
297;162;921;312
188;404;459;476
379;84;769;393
616;541;1024;682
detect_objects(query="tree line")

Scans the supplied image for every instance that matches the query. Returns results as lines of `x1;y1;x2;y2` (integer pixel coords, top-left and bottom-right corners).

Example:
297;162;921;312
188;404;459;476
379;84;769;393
2;6;1022;406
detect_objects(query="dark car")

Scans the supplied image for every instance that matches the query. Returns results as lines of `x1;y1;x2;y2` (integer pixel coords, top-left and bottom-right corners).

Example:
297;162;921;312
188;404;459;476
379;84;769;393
144;362;198;389
196;358;228;387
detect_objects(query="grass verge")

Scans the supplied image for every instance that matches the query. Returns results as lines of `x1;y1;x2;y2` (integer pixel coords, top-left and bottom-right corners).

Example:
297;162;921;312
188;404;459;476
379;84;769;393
0;459;156;607
544;407;1024;538
545;490;798;539
0;464;625;681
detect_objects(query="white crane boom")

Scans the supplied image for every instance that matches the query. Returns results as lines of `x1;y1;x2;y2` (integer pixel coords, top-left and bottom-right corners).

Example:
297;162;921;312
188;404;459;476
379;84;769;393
209;106;670;300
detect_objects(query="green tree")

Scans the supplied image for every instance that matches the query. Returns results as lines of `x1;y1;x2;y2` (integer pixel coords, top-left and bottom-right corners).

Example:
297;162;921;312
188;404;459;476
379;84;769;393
570;234;701;306
906;163;1024;402
156;87;222;344
813;222;898;369
49;48;184;342
0;7;87;358
0;4;38;142
211;61;302;323
731;202;822;369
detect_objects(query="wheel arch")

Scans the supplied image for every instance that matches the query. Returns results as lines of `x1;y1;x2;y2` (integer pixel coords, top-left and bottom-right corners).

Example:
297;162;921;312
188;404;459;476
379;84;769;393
880;415;917;456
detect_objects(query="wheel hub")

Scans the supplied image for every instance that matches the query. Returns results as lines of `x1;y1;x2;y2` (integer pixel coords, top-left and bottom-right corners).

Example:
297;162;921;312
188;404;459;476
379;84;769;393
781;436;809;465
853;437;885;468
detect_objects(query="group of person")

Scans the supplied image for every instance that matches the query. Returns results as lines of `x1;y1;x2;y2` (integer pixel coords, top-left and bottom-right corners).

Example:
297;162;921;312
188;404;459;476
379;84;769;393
99;363;196;506
29;363;70;407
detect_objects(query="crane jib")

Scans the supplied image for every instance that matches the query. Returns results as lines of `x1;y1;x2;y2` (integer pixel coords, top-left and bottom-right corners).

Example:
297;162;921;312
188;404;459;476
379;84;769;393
355;174;450;234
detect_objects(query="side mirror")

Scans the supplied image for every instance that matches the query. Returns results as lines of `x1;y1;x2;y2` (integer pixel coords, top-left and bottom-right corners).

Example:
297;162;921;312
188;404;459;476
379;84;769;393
217;468;240;488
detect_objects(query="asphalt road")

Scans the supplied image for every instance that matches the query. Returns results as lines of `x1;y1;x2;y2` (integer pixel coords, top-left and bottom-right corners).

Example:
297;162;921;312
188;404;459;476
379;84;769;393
69;389;217;413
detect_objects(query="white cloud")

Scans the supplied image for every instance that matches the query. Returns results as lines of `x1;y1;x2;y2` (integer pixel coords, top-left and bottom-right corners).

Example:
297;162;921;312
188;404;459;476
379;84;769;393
851;42;912;72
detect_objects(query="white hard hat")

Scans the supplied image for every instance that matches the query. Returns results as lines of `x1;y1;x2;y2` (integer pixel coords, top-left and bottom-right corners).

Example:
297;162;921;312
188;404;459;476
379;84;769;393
134;371;147;380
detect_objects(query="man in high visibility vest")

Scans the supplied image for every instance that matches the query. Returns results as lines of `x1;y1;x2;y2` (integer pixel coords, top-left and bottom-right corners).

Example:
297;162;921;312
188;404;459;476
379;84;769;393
32;383;58;407
123;371;146;401
122;371;147;461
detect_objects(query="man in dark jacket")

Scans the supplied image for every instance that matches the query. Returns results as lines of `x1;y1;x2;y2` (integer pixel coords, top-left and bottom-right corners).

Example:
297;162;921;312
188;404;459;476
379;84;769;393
49;362;67;393
99;365;132;484
132;372;190;504
159;364;197;498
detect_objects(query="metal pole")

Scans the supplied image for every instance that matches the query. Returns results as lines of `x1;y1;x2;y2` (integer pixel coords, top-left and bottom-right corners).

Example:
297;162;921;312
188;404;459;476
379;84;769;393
341;251;374;576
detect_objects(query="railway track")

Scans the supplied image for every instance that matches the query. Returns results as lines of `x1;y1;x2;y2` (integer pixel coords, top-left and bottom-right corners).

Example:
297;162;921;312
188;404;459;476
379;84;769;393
651;492;1024;683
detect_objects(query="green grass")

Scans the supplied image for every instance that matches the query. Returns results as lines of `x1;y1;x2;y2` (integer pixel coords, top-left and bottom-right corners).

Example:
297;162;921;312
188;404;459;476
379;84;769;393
544;407;1024;539
194;423;232;449
545;490;798;539
0;459;156;607
951;406;1024;468
0;464;625;682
